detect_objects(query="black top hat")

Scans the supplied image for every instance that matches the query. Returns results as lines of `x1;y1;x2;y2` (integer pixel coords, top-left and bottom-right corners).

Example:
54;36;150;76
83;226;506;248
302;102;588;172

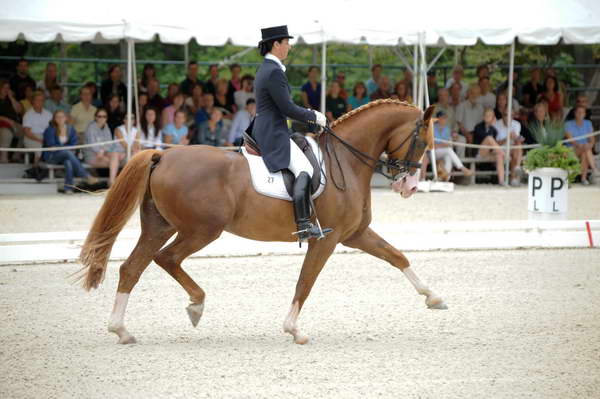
259;25;293;46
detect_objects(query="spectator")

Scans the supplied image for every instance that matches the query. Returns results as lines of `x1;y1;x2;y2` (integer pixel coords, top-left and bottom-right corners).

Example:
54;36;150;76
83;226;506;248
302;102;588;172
449;82;462;107
494;110;524;186
335;71;348;100
399;69;413;94
538;76;563;121
445;65;467;100
70;87;97;143
473;108;505;184
521;67;545;108
478;77;496;110
301;66;321;110
421;111;473;181
43;110;97;193
227;63;242;106
366;64;382;97
163;109;189;145
347;81;369;110
22;91;52;164
137;92;149;122
228;98;255;146
105;94;124;138
194;93;214;125
139;107;163;150
180;61;203;97
495;70;522;100
37;63;60;98
565;94;592;121
146;78;165;111
44;86;71;116
394;81;413;104
456;84;484;145
185;84;204;115
83;82;102;107
476;64;490;80
19;84;35;115
164;83;179;106
370;76;391;100
10;59;36;101
233;75;255;113
544;68;568;98
0;80;23;163
214;78;236;118
100;65;127;107
494;91;520;120
325;81;348;122
434;88;458;135
114;113;141;156
139;63;157;94
204;64;220;95
84;108;125;187
522;102;548;145
565;106;598;185
427;71;438;104
192;109;225;146
161;93;185;127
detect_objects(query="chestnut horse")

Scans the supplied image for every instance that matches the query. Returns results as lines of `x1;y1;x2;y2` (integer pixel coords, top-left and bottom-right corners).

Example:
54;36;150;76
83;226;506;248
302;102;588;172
76;99;446;345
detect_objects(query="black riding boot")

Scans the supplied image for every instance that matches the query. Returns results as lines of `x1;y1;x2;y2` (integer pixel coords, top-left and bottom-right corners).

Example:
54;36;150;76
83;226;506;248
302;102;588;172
292;172;333;242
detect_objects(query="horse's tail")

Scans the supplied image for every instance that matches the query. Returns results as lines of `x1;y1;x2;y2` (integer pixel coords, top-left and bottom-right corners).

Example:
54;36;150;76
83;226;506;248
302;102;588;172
74;150;161;291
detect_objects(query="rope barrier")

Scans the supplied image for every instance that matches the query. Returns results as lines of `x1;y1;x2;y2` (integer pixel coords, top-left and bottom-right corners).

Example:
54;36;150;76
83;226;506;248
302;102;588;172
434;129;600;150
1;130;597;153
0;138;240;152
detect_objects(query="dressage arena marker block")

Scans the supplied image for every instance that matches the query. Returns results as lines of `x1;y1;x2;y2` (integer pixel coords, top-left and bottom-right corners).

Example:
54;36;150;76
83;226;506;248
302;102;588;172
1;220;598;265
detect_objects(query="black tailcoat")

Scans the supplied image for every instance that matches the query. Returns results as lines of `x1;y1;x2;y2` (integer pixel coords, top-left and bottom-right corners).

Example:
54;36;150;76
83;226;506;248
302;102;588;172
252;58;316;172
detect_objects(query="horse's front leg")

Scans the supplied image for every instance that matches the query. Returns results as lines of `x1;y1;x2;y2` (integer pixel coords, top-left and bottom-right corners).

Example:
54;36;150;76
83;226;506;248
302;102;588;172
343;227;447;310
283;236;339;344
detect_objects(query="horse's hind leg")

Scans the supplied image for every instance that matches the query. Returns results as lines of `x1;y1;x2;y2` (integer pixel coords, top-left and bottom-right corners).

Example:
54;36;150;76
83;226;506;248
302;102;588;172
108;195;175;344
343;227;447;309
153;228;222;327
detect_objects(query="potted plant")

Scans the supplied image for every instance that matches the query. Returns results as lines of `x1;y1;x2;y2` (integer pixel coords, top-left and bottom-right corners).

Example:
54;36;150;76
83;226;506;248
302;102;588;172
524;120;580;216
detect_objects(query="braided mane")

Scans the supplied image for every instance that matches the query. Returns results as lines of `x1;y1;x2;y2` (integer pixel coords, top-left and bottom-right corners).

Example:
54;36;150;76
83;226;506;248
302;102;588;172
331;99;419;128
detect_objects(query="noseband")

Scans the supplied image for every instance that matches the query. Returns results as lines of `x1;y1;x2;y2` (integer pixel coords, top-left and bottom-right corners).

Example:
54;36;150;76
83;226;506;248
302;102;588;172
321;120;424;185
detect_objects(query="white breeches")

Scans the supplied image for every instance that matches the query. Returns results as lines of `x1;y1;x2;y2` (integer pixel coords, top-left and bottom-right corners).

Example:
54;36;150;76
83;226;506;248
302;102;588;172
434;147;465;171
287;138;313;178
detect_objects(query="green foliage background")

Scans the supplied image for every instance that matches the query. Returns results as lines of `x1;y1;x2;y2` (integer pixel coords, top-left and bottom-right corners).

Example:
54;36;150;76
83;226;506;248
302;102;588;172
524;144;581;183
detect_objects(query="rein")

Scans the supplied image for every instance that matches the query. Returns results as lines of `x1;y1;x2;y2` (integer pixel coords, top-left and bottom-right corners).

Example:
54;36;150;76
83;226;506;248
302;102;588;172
319;121;423;190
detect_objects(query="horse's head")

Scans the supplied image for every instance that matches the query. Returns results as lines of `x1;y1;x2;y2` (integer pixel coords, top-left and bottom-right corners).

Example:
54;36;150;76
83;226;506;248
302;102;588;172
387;105;435;198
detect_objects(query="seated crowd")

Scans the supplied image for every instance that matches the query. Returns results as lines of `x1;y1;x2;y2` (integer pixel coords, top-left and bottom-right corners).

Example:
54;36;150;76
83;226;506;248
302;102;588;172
0;59;597;192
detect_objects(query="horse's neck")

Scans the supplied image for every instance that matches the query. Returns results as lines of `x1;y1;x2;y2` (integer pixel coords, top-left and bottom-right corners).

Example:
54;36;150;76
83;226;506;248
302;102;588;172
335;108;413;163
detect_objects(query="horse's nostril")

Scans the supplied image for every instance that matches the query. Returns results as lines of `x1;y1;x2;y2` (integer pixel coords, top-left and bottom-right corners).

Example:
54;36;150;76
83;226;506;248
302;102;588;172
411;186;417;192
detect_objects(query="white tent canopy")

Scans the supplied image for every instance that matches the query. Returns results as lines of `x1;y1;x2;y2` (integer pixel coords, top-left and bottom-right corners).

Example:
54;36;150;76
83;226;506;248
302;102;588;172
1;0;599;45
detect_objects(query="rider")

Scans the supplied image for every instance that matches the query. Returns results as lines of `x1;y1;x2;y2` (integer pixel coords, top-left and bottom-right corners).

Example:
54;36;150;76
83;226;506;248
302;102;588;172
252;25;332;242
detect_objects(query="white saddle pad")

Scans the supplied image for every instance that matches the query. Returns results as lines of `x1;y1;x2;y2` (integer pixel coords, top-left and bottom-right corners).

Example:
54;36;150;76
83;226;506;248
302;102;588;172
241;136;326;201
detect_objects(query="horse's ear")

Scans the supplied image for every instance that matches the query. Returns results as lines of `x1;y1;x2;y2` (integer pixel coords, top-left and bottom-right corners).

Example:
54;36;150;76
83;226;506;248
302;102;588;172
423;105;436;122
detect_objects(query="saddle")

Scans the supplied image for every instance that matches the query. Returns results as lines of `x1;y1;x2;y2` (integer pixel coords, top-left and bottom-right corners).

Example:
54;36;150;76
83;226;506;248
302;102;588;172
241;131;325;201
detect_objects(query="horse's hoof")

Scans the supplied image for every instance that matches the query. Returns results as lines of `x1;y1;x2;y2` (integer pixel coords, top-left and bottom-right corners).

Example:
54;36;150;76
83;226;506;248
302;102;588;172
428;301;448;310
118;335;137;345
186;302;204;327
294;334;309;345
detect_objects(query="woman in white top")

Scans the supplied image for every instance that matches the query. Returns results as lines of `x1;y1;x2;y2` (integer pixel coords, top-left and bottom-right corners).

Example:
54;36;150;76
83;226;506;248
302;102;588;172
233;75;255;112
114;113;141;157
84;108;126;186
494;111;524;186
140;107;163;150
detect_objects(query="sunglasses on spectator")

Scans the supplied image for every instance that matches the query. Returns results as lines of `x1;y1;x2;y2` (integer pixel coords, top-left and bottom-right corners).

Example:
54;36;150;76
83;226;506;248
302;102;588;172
96;114;108;118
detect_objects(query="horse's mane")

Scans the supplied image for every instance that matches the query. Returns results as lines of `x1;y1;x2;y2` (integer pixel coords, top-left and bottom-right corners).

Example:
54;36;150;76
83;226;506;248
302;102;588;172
331;99;420;128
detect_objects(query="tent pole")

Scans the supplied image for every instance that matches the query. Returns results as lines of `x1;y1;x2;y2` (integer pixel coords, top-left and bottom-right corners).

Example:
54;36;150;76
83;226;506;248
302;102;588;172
184;42;189;66
126;39;133;163
419;32;437;181
505;40;515;186
413;42;418;105
320;34;327;114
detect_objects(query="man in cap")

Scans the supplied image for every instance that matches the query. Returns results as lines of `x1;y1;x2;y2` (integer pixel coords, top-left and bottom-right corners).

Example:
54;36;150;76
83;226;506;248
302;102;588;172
252;25;331;242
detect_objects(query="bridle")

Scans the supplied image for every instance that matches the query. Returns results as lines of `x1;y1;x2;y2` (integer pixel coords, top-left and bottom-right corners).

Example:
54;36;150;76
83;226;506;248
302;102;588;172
320;119;425;190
